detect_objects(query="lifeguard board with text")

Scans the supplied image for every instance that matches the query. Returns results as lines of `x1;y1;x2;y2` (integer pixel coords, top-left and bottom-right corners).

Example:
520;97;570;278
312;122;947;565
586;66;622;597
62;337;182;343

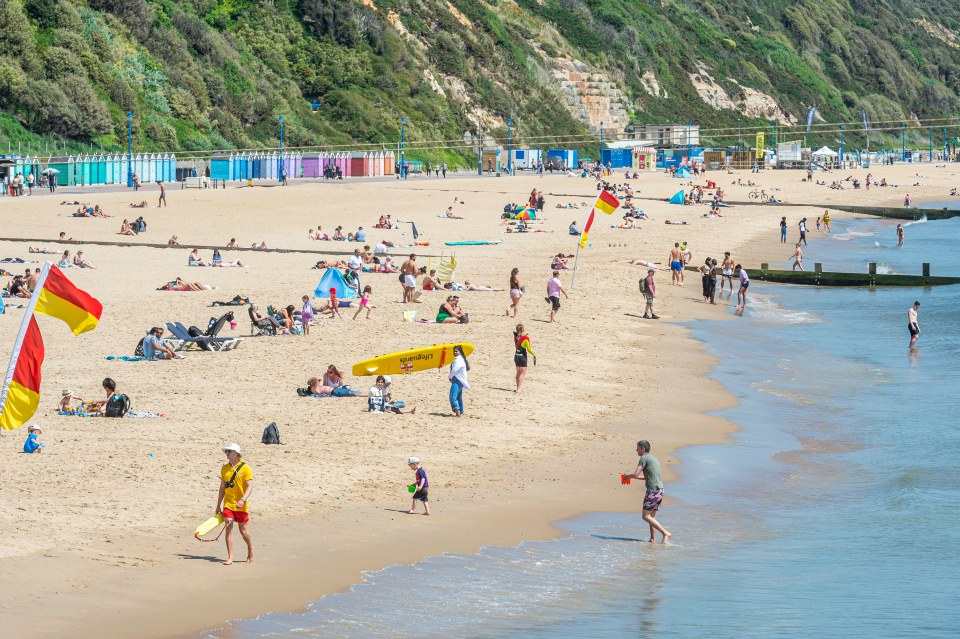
352;343;475;377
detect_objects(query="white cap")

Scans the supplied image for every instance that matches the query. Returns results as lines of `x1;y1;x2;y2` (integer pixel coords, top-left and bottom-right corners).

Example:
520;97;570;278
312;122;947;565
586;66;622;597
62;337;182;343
29;424;42;433
407;456;419;465
223;443;242;454
382;375;392;384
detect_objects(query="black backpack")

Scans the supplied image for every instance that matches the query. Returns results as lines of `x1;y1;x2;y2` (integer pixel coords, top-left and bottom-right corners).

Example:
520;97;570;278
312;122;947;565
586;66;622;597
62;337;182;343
262;422;281;445
135;337;145;357
104;393;131;418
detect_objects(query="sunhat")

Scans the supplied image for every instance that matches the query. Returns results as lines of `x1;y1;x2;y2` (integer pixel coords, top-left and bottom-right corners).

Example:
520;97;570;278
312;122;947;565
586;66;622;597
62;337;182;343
223;443;242;454
62;388;73;396
407;456;419;465
382;376;392;384
29;425;42;433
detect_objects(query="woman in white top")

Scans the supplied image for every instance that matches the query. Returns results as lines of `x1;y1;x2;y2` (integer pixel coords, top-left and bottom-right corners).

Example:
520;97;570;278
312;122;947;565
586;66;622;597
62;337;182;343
448;345;470;417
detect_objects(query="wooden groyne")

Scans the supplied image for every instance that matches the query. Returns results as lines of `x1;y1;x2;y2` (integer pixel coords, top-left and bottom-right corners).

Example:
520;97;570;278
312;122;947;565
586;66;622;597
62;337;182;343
750;262;960;287
711;200;958;222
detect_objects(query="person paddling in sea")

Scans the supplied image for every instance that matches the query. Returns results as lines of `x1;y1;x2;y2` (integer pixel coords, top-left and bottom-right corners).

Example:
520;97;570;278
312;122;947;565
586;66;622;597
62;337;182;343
791;243;804;271
908;301;921;349
624;440;671;543
897;224;905;247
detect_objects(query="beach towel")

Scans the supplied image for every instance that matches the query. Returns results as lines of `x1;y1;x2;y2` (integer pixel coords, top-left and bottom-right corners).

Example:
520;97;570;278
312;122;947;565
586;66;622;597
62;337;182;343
105;355;149;361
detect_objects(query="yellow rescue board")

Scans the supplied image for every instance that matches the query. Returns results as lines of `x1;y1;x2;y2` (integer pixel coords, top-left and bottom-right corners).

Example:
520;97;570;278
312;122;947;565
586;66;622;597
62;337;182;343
352;343;475;377
195;514;225;539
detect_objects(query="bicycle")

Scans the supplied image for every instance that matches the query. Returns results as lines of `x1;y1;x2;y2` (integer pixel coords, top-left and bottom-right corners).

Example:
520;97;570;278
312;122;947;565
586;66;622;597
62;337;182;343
749;189;770;202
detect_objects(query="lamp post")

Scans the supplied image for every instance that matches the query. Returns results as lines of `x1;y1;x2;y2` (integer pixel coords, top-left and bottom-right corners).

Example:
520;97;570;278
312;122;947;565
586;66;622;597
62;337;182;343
278;115;284;183
126;112;133;188
901;122;906;161
839;123;845;166
943;126;948;161
738;118;742;150
770;120;775;150
599;120;604;166
507;118;512;175
929;126;933;162
400;116;406;179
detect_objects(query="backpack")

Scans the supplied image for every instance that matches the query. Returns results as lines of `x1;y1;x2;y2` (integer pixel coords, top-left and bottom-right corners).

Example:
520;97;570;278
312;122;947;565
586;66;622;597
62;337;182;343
262;422;281;445
639;278;648;294
135;337;145;357
104;393;131;418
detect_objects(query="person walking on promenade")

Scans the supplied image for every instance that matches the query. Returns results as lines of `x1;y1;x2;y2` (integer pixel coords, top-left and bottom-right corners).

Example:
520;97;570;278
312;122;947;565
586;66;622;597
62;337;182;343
624;440;671;543
908;301;921;349
216;443;254;565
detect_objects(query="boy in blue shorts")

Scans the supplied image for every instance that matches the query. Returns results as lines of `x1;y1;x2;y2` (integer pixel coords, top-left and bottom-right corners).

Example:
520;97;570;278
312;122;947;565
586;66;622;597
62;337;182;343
407;456;430;515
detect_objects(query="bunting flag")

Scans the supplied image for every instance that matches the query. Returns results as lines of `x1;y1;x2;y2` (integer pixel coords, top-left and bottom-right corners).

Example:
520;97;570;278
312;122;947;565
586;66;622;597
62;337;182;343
0;263;102;430
33;265;102;335
805;105;818;133
0;317;43;431
861;108;869;132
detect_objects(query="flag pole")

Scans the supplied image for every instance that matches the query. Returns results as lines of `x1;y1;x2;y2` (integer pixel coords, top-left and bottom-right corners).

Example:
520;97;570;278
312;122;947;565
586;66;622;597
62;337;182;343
570;241;582;289
0;261;51;430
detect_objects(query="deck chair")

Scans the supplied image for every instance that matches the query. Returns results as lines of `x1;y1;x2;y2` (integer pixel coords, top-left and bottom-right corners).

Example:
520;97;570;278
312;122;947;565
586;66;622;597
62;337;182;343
436;254;457;284
205;311;234;338
248;306;278;336
164;322;243;352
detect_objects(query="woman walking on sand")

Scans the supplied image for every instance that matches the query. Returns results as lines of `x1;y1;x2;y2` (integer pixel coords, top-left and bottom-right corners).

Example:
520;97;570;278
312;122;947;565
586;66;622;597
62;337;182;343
506;268;523;317
513;324;536;393
448;345;470;417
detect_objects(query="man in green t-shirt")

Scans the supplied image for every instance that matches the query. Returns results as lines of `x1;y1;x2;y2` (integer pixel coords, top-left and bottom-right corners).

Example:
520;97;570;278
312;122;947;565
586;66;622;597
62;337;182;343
625;440;672;543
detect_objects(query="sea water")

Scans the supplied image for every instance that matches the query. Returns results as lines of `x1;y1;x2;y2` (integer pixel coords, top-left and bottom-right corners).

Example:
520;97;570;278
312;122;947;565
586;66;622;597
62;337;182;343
199;215;960;639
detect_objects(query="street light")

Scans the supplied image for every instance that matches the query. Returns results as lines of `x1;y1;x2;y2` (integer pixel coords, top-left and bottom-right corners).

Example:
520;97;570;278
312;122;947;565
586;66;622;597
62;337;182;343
840;123;845;166
901;122;906;160
400;117;406;180
278;115;284;183
507;118;512;175
126;112;133;188
599;120;604;166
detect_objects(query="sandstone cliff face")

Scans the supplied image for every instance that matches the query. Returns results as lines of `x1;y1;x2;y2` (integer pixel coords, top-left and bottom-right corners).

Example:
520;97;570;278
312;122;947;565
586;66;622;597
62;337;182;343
550;58;631;134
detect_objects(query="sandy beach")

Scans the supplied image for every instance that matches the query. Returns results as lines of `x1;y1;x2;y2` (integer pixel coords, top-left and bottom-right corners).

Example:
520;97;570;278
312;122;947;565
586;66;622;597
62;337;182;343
0;162;952;638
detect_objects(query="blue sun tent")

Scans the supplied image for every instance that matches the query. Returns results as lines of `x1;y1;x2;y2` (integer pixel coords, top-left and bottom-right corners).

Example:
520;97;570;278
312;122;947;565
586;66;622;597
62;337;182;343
674;167;692;178
669;190;685;205
314;268;358;299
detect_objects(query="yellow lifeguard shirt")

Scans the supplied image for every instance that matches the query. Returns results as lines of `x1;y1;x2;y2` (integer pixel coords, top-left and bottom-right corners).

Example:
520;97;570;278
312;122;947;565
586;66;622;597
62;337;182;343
221;462;253;512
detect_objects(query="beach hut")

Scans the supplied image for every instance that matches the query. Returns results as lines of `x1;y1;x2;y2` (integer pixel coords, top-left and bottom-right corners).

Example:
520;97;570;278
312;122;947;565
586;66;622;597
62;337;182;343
302;153;321;178
350;152;366;177
337;152;350;178
210;154;231;181
384;151;395;175
631;147;656;171
600;148;632;168
481;148;502;173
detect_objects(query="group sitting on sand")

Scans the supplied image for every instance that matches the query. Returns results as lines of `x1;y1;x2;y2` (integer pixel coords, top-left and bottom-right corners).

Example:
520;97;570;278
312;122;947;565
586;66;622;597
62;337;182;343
59;250;96;269
72;204;108;218
300;365;368;397
188;248;246;268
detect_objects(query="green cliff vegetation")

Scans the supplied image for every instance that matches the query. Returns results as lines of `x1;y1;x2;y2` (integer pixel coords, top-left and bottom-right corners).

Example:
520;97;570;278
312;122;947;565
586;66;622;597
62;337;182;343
0;0;959;160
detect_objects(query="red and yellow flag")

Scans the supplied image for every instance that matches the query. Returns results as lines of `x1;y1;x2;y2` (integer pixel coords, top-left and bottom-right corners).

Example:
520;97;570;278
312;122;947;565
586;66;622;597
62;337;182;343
0;264;102;430
578;190;621;249
0;317;44;431
34;265;102;335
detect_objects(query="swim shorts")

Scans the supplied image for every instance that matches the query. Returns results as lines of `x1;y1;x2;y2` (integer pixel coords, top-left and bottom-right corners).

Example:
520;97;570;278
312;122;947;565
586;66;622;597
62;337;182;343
740;282;749;290
222;507;249;523
403;274;416;288
909;323;919;336
671;261;682;271
722;269;733;276
548;295;560;311
413;488;429;502
643;488;664;512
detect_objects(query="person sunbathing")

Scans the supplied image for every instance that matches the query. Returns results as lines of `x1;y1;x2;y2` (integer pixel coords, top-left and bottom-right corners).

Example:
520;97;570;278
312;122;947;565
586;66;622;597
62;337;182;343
463;281;503;291
160;278;208;291
377;257;399;273
119;219;137;236
226;238;239;248
189;248;207;266
251;305;282;330
168;235;181;246
422;269;441;290
91;205;108;218
250;241;267;249
306;376;335;396
129;200;147;208
436;296;462;323
72;207;89;218
618;217;636;229
332;226;345;240
58;250;74;268
211;250;245;267
28;247;57;254
73;250;96;269
551;254;570;270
